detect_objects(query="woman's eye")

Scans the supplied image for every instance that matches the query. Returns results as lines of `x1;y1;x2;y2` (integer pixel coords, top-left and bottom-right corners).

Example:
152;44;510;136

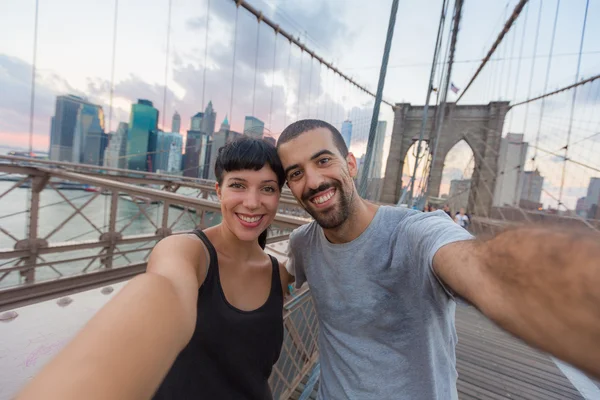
263;186;276;193
229;183;244;189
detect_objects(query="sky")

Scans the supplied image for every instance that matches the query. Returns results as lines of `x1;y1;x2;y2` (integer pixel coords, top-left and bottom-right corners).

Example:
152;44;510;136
1;0;599;209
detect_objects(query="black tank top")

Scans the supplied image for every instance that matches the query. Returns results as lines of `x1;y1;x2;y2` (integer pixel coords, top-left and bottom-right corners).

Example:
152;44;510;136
153;230;284;400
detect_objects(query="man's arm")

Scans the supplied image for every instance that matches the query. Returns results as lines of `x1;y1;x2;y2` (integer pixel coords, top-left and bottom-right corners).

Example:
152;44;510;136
434;226;600;379
17;235;206;400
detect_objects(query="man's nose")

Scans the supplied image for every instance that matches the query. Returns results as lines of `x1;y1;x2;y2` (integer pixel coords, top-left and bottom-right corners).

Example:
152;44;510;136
304;167;325;191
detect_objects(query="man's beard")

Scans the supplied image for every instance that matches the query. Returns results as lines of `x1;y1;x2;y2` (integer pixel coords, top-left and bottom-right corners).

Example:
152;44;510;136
301;181;353;229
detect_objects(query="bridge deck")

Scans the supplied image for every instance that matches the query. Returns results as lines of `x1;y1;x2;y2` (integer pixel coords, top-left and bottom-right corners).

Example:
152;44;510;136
295;304;591;400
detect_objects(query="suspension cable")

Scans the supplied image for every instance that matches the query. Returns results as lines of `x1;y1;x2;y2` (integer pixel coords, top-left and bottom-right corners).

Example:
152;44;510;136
522;0;543;134
161;0;173;130
229;4;239;125
456;0;528;103
252;16;261;117
559;0;590;207
507;1;529;131
201;0;211;109
268;32;278;131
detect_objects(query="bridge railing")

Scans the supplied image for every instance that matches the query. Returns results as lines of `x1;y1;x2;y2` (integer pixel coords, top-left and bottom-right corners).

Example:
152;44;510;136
0;160;308;310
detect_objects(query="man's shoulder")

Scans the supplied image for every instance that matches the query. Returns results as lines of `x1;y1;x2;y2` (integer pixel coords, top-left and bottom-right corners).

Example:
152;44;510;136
289;221;320;245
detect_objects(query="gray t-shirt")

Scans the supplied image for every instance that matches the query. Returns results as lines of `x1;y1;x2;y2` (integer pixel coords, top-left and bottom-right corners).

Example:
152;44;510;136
286;206;473;399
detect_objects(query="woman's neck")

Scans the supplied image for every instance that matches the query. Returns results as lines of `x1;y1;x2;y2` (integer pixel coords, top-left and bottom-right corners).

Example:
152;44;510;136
209;223;261;262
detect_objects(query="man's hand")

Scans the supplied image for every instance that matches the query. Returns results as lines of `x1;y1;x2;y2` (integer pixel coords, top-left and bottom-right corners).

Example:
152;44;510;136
434;227;600;379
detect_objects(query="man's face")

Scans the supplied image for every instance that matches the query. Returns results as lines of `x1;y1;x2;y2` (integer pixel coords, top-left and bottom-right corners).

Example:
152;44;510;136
278;128;358;229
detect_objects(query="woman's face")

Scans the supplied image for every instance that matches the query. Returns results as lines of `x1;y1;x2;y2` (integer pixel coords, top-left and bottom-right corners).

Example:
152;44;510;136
217;165;281;243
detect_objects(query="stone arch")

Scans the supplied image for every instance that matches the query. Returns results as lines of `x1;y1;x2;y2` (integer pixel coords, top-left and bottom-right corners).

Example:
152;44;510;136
381;101;509;216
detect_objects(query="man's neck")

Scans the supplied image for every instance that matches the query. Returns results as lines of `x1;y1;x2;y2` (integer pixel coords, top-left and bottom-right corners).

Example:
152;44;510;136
323;198;379;244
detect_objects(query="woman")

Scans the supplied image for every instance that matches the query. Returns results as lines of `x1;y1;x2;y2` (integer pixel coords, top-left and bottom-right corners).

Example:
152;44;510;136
17;137;293;400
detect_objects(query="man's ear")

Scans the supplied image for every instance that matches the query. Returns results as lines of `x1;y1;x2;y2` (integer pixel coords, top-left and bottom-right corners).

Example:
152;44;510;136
346;152;358;178
215;182;222;201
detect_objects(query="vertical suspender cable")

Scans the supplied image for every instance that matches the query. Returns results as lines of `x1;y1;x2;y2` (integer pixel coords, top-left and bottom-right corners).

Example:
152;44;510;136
559;0;589;207
252;17;261;117
229;5;239;125
268;32;278;132
508;2;529;132
161;0;173;130
201;0;211;109
28;0;40;156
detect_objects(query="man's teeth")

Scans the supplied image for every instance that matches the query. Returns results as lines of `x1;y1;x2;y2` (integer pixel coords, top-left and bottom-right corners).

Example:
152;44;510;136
238;214;262;223
312;190;335;205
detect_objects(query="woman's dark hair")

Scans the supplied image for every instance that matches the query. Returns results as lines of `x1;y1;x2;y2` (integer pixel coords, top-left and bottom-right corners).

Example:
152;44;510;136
214;136;285;249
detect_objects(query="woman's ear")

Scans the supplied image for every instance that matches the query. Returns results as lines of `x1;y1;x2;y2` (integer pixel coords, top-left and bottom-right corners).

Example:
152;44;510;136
215;182;222;201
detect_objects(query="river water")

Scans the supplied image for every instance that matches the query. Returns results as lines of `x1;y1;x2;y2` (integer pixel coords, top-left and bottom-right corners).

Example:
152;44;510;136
0;180;222;289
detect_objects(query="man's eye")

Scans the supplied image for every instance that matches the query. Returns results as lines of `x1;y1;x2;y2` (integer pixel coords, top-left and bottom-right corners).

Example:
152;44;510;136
318;157;330;165
288;170;302;180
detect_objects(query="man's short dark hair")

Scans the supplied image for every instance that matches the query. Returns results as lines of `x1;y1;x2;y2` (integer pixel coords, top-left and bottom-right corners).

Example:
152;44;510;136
277;119;349;158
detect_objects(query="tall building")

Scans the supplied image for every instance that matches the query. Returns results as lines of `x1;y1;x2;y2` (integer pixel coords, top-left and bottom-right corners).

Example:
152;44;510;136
103;122;128;169
341;120;352;148
167;133;183;174
449;179;471;213
493;133;528;207
576;197;587;217
520;169;544;204
244;116;264;138
183;130;208;178
207;116;242;180
72;102;105;165
369;121;387;180
50;95;97;162
172;111;181;134
584;177;600;215
191;112;204;130
126;99;159;171
201;101;216;137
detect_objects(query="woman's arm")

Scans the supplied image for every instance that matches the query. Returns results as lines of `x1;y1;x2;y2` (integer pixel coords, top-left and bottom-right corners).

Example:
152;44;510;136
17;235;207;400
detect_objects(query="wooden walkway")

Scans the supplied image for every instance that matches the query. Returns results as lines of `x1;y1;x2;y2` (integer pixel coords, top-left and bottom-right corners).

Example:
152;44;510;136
294;304;589;399
456;305;584;399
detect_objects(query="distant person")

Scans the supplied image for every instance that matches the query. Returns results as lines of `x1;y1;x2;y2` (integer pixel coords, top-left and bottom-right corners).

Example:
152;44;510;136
443;204;452;218
454;207;469;229
17;137;292;400
276;119;600;399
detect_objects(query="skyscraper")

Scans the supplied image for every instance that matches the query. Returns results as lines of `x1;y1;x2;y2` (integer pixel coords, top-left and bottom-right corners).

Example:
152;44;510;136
341;120;352;148
207;116;242;180
126;99;159;171
167;133;183;174
520;169;544;205
369;121;387;180
172;111;181;134
50;95;96;162
72;102;105;165
244;116;264;138
191;112;204;130
103;122;128;169
493;133;528;207
201;101;217;137
585;177;600;215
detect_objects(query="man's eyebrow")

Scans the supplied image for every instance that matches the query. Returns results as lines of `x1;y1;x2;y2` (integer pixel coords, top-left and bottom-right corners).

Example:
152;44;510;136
284;150;336;177
310;149;335;160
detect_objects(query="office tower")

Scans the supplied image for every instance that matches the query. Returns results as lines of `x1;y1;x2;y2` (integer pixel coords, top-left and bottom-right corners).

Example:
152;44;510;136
575;197;587;217
244;116;264;138
201;101;216;137
369;121;387;180
126;99;159;171
585;177;600;210
50;95;98;162
221;115;230;131
172;111;181;134
191;112;204;130
520;169;544;206
493;133;528;206
207;117;241;180
184;130;211;179
167;133;183;174
341;120;352;148
72;102;105;165
103;122;128;169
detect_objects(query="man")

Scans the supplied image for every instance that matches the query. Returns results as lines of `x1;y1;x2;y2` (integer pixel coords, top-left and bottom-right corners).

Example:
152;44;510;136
277;119;600;399
455;207;469;229
443;204;452;218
